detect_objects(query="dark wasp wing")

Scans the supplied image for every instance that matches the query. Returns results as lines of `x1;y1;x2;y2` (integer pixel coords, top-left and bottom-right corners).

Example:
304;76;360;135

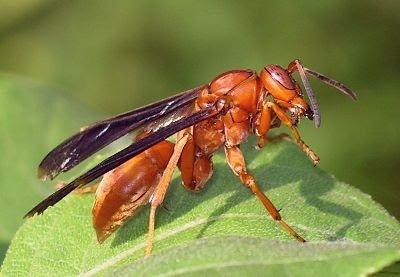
38;85;206;181
25;104;221;217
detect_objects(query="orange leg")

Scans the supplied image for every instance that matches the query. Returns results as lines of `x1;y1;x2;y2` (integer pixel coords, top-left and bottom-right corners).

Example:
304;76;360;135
267;133;291;142
224;145;306;242
178;126;214;192
254;102;272;148
253;103;293;148
145;130;190;257
267;102;320;165
55;181;99;194
287;59;301;74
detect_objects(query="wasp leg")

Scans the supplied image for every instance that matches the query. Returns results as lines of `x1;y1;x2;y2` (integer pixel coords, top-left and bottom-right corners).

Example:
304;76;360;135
287;59;301;74
254;103;289;148
267;102;320;165
224;145;306;242
267;133;291;143
179;125;215;192
55;181;99;194
254;101;272;148
145;130;190;257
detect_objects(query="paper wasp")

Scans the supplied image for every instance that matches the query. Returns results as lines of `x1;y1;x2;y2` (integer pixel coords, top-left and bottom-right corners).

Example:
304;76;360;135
26;59;357;256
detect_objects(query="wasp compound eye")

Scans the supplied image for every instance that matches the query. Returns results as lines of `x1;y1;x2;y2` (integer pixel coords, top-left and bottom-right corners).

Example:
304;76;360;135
265;65;295;90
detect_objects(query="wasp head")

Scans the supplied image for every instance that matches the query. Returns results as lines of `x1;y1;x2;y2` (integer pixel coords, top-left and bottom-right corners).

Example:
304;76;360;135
260;60;357;128
260;64;314;126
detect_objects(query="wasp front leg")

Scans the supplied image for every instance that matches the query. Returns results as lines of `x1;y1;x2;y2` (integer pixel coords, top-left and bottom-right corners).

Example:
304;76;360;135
266;102;320;165
224;145;306;242
254;102;272;148
253;103;292;149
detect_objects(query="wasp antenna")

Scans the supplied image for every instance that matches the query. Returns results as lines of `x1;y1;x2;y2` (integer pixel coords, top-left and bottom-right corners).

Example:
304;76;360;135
294;61;321;128
304;68;358;101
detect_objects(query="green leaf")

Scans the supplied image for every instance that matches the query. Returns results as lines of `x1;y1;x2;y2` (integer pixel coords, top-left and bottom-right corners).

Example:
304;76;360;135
114;237;400;277
2;135;400;275
0;74;99;262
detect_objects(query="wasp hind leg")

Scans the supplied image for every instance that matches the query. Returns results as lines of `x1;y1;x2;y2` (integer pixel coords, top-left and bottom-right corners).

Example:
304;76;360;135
145;130;191;257
55;181;99;194
224;145;306;242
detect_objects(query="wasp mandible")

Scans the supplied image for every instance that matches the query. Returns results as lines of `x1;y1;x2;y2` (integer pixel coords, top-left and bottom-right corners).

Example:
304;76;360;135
26;59;357;256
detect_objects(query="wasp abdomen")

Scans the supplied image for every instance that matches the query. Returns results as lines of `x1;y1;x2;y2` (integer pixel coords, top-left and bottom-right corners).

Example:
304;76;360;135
92;140;174;242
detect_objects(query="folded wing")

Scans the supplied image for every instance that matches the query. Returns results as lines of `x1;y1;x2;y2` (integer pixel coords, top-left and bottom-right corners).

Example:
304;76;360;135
26;104;220;217
38;85;206;181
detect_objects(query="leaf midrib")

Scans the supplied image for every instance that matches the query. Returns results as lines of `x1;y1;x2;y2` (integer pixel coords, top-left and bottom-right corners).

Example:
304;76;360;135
154;247;399;277
80;213;266;276
80;210;374;276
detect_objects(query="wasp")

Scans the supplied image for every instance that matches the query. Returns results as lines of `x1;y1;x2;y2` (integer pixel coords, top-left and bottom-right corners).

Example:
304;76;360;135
26;59;357;257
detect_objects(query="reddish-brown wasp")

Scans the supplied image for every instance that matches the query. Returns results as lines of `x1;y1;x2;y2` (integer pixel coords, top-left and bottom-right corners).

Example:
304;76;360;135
26;59;357;256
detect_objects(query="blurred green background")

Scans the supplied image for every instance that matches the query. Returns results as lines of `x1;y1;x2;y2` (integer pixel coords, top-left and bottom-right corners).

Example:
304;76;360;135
0;0;399;264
